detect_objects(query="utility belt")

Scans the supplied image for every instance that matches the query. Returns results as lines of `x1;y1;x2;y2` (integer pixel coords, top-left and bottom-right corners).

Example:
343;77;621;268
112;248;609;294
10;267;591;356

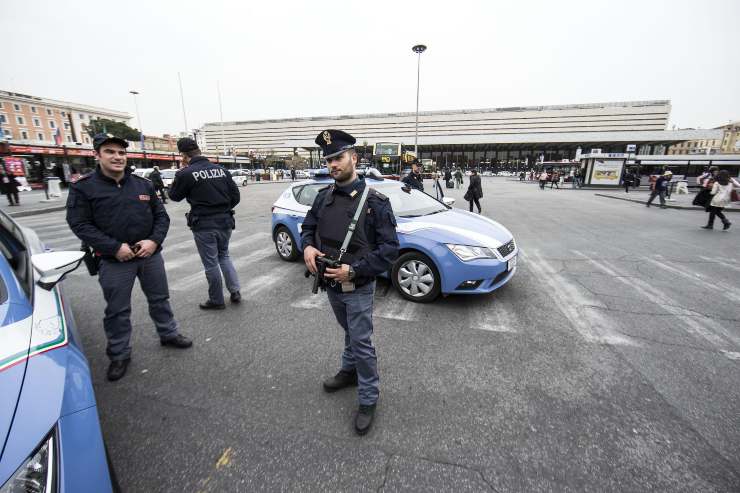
80;242;101;276
186;210;235;230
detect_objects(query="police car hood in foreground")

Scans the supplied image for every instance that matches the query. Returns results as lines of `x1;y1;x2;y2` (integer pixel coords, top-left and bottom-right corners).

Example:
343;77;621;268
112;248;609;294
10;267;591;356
0;218;113;490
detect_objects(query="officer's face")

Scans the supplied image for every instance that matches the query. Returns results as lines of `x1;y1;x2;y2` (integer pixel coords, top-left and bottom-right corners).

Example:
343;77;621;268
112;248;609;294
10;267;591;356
326;151;356;182
96;144;127;174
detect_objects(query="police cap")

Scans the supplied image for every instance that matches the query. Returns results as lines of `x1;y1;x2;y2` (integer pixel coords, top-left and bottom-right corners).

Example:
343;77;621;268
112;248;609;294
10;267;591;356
177;137;199;153
315;129;356;159
93;133;128;151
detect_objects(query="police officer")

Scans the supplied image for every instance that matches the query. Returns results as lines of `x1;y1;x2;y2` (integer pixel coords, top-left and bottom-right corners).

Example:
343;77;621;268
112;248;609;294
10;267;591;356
301;129;399;435
66;134;192;382
168;138;242;309
402;159;424;191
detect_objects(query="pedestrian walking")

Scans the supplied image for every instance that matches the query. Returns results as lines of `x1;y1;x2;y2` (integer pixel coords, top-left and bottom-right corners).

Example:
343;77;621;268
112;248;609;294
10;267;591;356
646;170;672;208
1;169;21;206
465;169;483;213
291;167;297;181
701;170;737;230
623;168;635;193
150;166;168;203
168;138;242;309
301;129;399;435
454;168;463;188
692;166;718;209
549;170;560;189
538;170;549;190
401;160;424;191
66;134;192;382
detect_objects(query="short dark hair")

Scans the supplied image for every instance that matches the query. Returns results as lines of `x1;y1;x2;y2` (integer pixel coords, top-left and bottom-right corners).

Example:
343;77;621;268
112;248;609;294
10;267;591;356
716;169;730;186
184;149;201;158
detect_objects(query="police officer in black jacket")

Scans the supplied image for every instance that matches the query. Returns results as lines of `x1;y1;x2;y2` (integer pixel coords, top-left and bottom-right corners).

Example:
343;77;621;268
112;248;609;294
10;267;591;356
66;134;192;382
301;129;399;435
168;138;242;309
401;159;424;191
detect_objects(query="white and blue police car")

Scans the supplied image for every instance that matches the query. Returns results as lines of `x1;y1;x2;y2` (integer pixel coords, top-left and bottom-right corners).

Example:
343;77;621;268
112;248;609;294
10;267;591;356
271;169;518;303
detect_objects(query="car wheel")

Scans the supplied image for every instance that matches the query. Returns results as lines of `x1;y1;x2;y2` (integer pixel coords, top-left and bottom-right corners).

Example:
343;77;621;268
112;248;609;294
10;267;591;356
274;225;298;261
392;251;441;303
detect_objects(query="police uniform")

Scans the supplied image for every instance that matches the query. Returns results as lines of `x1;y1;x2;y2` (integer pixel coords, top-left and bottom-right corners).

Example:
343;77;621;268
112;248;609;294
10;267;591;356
301;129;399;435
168;138;242;308
66;133;190;381
402;161;424;191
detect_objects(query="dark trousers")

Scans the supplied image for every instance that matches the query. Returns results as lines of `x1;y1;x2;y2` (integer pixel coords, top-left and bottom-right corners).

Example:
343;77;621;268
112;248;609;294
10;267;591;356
647;190;665;207
707;206;729;227
327;282;379;406
193;228;241;305
468;197;481;213
624;182;631;193
98;252;179;361
156;186;167;203
4;191;19;205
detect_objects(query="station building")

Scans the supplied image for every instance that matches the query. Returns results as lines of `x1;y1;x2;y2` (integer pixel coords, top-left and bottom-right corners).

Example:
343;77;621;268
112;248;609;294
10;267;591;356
199;100;722;168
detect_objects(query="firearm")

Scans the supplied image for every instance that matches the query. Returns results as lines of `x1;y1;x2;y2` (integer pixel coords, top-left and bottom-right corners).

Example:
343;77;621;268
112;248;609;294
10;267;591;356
305;256;342;294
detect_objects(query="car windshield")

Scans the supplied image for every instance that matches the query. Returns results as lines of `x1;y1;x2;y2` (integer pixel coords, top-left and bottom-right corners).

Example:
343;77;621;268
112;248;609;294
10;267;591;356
375;184;448;217
161;169;176;179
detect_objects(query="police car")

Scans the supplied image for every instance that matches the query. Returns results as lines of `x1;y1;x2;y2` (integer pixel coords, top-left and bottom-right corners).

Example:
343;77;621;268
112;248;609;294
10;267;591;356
271;169;518;302
0;210;117;491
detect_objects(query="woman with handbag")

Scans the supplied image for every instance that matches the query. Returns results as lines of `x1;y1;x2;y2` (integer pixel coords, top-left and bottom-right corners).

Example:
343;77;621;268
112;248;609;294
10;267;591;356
465;169;483;213
693;166;717;209
701;170;737;230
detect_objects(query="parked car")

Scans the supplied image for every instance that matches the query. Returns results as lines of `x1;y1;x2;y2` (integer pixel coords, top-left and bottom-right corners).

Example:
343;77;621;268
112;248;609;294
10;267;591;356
160;168;177;189
271;169;518;302
229;169;249;186
0;210;117;491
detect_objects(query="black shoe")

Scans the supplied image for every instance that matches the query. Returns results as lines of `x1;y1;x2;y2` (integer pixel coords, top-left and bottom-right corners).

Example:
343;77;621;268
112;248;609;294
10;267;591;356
660;205;668;209
199;301;226;310
701;225;713;230
354;403;376;436
160;334;193;348
230;291;241;303
107;359;130;381
322;369;358;393
723;222;731;231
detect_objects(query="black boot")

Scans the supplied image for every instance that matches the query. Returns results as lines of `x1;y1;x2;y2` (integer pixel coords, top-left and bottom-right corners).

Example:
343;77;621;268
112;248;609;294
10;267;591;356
199;300;226;310
701;225;713;229
230;291;242;303
723;221;732;231
354;403;376;435
107;358;130;381
322;369;358;393
160;334;193;348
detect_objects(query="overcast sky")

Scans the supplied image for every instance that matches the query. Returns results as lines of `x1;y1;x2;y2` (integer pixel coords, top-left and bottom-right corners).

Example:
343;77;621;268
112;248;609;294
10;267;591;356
3;0;738;136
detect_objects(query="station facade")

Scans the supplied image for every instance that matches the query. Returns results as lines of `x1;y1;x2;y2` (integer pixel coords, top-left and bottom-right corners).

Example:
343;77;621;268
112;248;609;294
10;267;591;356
199;100;721;168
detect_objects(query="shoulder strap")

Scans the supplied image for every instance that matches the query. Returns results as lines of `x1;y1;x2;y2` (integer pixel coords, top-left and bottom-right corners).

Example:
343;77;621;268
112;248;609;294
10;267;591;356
337;185;371;262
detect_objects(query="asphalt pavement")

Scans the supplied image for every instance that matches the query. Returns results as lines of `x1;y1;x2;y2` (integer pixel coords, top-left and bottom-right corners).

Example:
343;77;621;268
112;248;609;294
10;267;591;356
16;177;740;492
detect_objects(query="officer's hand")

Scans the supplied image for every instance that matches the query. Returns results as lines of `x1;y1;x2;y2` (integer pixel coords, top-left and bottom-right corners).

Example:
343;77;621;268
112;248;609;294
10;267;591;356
115;244;135;262
134;239;158;258
324;264;350;283
303;245;324;274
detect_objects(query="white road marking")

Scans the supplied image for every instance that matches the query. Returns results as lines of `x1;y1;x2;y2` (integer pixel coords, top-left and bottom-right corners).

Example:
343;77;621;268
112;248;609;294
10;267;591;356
374;297;424;322
699;256;740;275
650;255;740;304
291;293;329;310
170;246;275;291
163;232;270;271
573;250;740;359
523;249;634;345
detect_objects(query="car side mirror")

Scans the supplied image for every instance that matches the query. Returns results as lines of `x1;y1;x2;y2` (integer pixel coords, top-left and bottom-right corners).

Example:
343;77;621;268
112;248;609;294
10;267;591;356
31;251;85;291
442;197;456;207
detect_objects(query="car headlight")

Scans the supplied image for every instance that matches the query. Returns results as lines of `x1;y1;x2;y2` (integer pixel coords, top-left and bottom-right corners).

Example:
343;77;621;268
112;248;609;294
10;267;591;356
0;431;56;493
446;244;496;261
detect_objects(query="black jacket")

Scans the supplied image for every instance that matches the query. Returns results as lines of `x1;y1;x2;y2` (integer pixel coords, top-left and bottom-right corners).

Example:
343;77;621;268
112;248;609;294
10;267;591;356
0;175;20;193
402;171;424;191
66;167;169;259
168;156;240;230
467;174;483;199
150;169;165;189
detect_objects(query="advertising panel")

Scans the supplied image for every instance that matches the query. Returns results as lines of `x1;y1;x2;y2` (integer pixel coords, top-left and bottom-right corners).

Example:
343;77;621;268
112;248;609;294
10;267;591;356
590;159;624;185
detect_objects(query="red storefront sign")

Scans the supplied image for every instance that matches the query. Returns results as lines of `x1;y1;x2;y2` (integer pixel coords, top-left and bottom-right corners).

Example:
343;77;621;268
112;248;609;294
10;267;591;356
149;154;175;161
3;157;26;176
67;149;95;156
127;152;145;159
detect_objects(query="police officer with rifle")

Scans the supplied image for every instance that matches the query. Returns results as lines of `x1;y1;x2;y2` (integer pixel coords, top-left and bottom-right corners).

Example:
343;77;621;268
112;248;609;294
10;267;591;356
301;129;399;435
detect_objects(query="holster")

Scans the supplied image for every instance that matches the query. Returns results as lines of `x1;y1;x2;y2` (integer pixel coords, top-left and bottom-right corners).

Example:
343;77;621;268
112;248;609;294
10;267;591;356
80;242;100;276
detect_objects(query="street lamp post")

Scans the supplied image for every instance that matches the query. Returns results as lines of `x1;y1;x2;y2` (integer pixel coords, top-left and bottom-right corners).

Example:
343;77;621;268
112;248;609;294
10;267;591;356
129;90;144;151
412;44;427;159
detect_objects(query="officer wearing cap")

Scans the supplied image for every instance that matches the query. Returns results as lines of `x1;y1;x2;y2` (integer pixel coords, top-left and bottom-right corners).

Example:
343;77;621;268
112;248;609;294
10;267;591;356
168;138;242;309
301;129;399;435
66;134;192;382
402;159;424;191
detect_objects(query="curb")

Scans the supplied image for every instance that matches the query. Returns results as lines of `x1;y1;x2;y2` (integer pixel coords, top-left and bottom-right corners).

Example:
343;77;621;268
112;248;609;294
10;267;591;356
594;193;739;213
8;204;67;218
